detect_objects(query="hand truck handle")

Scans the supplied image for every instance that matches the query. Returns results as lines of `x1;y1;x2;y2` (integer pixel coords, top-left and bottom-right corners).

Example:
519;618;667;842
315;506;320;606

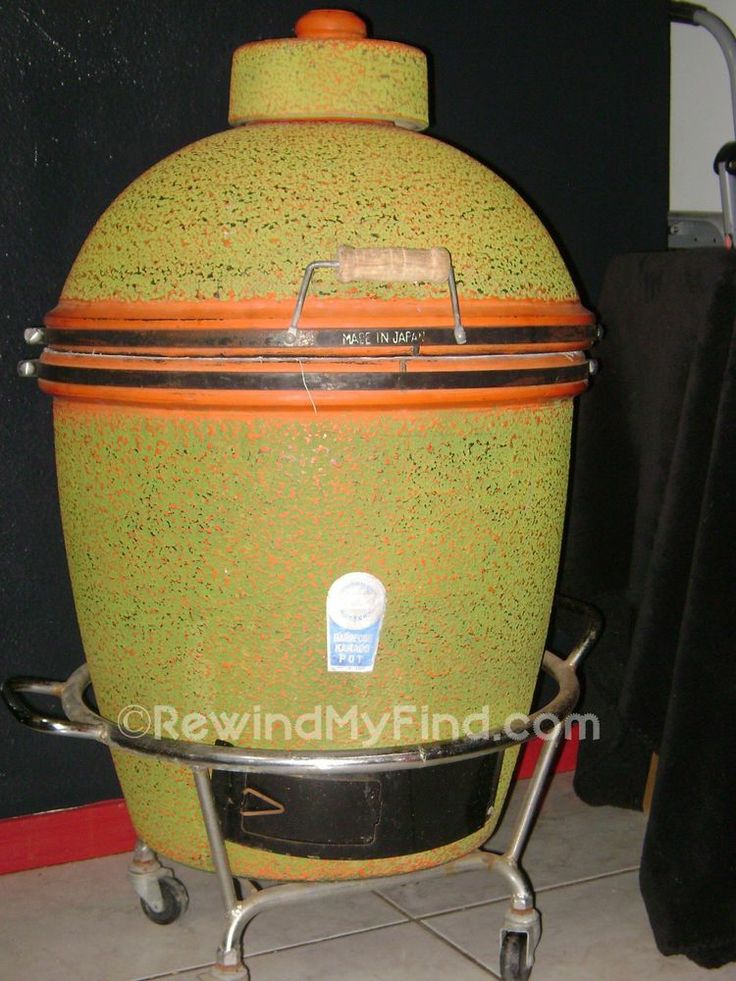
1;675;104;741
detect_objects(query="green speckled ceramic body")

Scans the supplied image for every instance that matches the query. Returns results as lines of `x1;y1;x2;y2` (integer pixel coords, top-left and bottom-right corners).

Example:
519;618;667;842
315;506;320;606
229;38;429;129
61;122;575;306
54;399;571;878
40;15;592;880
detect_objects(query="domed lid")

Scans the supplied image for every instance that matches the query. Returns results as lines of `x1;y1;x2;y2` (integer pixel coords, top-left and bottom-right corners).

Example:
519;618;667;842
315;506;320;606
229;9;429;130
29;8;597;401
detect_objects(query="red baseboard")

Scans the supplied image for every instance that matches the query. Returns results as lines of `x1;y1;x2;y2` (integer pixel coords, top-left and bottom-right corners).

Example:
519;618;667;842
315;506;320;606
0;798;136;875
0;729;579;875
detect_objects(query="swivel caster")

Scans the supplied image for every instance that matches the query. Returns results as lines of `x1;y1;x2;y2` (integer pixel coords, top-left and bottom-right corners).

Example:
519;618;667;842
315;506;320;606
140;875;189;925
500;930;533;981
499;906;540;981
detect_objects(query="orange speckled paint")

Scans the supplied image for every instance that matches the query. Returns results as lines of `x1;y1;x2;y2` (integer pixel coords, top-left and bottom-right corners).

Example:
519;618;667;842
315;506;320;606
55;396;571;878
38;11;595;879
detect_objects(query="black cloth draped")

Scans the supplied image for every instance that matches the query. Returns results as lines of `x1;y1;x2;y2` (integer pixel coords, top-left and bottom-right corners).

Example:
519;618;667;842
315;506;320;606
562;249;736;969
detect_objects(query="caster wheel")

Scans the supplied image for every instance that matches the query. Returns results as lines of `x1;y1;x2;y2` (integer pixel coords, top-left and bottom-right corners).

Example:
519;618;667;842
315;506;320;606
500;931;532;981
140;876;189;925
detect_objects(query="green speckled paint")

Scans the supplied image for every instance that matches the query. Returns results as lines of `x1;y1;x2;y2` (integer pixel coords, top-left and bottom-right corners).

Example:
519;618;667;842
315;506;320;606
61;122;576;305
229;38;428;130
37;14;592;881
111;750;520;880
54;398;571;878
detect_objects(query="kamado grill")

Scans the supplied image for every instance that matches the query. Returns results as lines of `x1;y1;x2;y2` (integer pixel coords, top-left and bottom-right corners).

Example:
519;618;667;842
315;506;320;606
4;10;601;979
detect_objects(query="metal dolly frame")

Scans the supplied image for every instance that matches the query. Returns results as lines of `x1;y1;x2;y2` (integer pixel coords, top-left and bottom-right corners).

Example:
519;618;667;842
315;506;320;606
3;596;600;981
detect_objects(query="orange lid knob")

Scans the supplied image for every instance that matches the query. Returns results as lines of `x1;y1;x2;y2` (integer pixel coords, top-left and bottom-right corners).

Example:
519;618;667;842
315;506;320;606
295;9;368;39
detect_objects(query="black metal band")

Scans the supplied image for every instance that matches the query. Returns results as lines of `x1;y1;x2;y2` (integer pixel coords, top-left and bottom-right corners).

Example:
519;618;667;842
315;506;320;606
211;752;502;860
45;323;596;352
38;362;588;391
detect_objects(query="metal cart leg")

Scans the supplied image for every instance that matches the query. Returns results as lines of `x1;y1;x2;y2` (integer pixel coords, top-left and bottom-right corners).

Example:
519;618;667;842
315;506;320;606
2;599;600;981
488;727;565;980
190;768;505;979
192;767;254;979
489;598;599;980
193;726;562;981
192;768;358;979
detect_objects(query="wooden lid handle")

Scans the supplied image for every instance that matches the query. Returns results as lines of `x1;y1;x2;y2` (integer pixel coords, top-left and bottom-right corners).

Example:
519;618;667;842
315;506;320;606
336;246;451;284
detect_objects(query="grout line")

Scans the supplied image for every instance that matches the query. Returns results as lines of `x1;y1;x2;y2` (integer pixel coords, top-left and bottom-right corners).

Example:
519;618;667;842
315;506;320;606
378;890;498;977
406;864;643;924
417;917;500;978
440;865;639;920
142;866;643;976
134;918;411;979
243;916;411;960
373;883;510;920
534;864;641;896
134;912;411;978
134;963;212;981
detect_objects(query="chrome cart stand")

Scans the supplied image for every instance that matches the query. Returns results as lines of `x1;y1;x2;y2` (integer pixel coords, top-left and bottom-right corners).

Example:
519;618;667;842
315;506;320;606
2;596;600;981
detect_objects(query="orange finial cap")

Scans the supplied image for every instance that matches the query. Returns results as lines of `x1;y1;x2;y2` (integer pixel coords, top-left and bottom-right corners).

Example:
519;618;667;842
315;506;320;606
295;9;368;39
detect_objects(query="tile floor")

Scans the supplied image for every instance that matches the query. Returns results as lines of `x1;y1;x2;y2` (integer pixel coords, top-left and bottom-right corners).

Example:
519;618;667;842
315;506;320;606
1;773;732;980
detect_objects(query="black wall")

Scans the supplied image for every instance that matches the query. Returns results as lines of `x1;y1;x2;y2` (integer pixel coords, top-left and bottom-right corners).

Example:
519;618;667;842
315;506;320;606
0;1;669;819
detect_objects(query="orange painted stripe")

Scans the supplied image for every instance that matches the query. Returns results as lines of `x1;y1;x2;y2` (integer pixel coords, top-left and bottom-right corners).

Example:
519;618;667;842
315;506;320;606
47;297;594;329
40;379;587;408
50;398;577;423
39;351;586;373
44;342;590;358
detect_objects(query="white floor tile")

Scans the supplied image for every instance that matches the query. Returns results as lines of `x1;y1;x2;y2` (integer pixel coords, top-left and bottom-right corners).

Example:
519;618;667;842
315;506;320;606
154;922;492;980
378;771;645;917
223;881;405;958
0;853;404;980
424;870;732;980
2;772;723;981
0;854;222;981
